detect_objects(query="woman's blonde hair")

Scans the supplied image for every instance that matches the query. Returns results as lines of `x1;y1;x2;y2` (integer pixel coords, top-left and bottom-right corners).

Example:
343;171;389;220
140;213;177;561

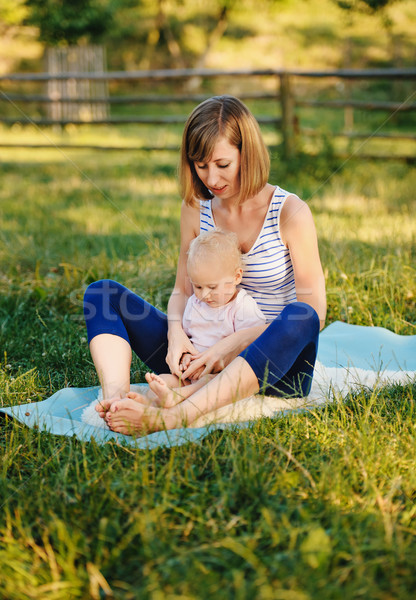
187;230;242;274
179;95;270;207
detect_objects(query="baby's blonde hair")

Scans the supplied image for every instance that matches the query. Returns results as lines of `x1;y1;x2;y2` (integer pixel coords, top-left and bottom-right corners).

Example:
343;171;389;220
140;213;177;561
187;230;242;274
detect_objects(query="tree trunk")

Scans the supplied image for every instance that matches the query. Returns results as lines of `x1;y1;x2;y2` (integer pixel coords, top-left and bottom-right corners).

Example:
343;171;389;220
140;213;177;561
194;6;228;70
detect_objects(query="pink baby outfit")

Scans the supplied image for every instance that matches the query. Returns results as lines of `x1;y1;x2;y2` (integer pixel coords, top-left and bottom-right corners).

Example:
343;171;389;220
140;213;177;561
182;288;266;353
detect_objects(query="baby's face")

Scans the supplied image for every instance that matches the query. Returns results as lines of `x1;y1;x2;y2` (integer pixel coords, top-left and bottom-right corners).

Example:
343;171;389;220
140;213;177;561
188;261;242;308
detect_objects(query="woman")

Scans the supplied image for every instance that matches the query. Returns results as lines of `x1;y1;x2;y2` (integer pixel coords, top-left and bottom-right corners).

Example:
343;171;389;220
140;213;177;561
83;95;326;435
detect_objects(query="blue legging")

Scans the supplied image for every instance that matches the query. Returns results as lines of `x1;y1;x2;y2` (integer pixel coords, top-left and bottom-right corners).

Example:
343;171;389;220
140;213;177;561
83;279;320;397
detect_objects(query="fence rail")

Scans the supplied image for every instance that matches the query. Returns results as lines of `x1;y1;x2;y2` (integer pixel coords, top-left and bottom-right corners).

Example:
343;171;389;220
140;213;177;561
1;67;416;81
0;67;415;159
2;94;415;114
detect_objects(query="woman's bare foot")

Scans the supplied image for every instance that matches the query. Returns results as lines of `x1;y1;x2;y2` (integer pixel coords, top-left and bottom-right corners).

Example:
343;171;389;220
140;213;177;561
95;390;153;418
104;399;152;435
105;399;177;436
145;372;184;408
95;397;120;418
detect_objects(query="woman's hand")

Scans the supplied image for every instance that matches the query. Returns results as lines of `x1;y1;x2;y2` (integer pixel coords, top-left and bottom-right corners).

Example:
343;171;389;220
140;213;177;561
178;352;205;381
180;335;240;380
166;325;198;377
181;324;268;380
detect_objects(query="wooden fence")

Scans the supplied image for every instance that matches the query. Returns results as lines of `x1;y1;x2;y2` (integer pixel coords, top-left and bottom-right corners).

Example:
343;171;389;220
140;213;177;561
44;45;108;122
0;67;415;159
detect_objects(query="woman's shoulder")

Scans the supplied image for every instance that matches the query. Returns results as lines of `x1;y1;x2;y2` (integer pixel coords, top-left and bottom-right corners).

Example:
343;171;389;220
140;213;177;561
199;198;211;210
180;200;200;238
270;184;300;204
181;198;209;217
279;193;317;245
276;187;312;223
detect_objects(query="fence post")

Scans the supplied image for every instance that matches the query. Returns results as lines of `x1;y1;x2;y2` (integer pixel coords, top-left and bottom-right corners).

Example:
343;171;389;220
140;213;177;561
45;45;109;123
279;72;295;159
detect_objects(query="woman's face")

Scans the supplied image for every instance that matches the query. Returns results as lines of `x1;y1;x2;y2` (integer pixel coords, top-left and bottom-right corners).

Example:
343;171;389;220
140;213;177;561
193;137;241;202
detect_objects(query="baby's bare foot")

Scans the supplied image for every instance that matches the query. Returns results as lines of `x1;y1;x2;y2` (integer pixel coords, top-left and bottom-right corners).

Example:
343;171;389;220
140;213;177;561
145;373;183;408
126;390;155;406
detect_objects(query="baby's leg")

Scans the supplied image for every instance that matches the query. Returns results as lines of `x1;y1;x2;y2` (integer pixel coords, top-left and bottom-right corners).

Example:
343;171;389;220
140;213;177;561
130;376;183;406
96;376;183;416
144;372;181;407
145;372;215;408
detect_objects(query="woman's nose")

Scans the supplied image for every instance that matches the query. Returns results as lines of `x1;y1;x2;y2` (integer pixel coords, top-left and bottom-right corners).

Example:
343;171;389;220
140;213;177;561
206;167;219;188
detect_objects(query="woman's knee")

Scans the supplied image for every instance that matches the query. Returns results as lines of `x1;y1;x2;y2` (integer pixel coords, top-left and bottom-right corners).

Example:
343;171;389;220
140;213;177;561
84;279;124;299
292;301;320;333
275;302;320;339
83;279;126;322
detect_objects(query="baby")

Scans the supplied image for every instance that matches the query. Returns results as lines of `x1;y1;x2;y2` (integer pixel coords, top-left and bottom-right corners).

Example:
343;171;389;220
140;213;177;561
97;230;266;416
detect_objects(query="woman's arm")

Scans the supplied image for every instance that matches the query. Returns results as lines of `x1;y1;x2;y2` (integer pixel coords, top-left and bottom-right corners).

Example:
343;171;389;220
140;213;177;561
181;323;268;379
165;202;200;375
280;195;327;330
182;291;269;378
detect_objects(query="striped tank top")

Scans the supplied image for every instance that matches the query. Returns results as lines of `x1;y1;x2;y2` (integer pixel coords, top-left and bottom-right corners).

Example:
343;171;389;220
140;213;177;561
199;186;297;322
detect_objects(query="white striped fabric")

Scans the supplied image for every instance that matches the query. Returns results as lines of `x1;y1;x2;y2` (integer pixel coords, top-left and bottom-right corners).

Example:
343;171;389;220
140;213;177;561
199;186;297;322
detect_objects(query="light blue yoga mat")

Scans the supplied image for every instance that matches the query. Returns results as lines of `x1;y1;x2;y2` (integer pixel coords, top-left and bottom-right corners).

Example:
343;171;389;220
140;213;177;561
1;321;415;448
318;321;416;372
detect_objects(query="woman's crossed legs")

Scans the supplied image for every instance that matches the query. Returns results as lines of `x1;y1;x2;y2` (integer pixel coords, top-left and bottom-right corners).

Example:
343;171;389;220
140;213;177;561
84;280;320;435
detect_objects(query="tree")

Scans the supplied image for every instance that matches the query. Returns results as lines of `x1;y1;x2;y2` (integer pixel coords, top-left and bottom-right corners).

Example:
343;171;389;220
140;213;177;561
335;0;408;73
21;0;289;70
0;0;28;30
334;0;403;17
110;0;269;70
0;0;32;73
24;0;116;45
336;0;396;10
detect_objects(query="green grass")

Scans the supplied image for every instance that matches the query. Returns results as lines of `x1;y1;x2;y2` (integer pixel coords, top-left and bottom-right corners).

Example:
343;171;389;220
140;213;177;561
0;136;416;599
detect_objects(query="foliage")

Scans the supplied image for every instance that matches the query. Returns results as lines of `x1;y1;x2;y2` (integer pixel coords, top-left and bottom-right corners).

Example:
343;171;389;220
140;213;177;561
2;0;415;73
104;0;258;69
0;0;28;29
21;0;298;68
24;0;117;45
336;0;401;11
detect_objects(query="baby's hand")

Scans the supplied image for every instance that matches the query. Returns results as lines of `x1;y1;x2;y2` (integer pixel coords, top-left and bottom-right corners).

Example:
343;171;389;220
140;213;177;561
179;352;193;371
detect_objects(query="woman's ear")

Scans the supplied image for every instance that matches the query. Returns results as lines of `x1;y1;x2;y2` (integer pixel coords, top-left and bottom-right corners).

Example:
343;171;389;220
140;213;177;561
235;267;243;285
